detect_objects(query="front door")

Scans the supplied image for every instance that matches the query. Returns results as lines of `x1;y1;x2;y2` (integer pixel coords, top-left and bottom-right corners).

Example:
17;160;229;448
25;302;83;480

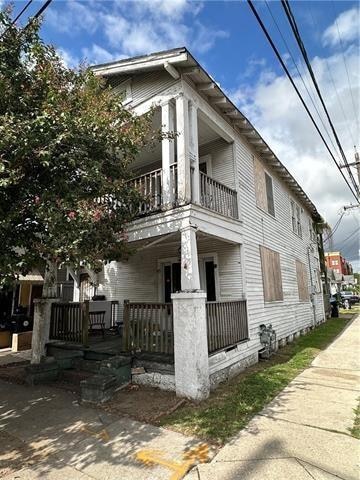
30;284;43;317
163;263;181;303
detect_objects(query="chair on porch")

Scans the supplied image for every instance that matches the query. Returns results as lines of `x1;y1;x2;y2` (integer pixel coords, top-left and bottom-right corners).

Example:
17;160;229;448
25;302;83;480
88;311;106;338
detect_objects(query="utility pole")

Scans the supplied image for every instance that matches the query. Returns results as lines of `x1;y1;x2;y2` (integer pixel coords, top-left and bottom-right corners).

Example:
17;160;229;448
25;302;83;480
341;146;360;209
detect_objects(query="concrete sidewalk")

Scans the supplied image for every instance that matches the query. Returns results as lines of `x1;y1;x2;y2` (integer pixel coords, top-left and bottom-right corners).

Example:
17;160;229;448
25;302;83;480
187;315;360;480
0;381;210;480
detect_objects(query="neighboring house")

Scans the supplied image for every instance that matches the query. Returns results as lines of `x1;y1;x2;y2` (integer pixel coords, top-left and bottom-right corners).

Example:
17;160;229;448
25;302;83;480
45;48;326;400
325;251;353;275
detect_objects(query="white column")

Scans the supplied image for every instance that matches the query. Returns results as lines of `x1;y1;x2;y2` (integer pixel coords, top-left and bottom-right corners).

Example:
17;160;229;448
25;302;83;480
31;298;60;364
189;101;200;204
181;225;200;291
161;101;175;207
172;291;210;400
176;94;191;205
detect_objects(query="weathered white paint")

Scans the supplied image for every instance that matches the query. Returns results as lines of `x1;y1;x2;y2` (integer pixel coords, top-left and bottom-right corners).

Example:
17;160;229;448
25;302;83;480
189;101;200;203
180;225;200;290
93;55;326;388
161;100;175;207
176;94;191;204
172;291;209;400
31;298;60;364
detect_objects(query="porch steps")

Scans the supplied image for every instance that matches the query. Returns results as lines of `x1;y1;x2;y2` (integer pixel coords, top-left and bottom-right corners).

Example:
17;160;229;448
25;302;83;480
56;369;93;394
72;358;102;374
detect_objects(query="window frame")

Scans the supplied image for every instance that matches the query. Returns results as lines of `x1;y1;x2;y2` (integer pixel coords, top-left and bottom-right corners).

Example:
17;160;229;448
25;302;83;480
260;246;284;303
290;198;302;237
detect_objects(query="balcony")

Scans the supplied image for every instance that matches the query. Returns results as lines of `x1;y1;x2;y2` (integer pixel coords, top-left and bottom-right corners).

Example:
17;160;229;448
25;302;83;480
129;164;238;219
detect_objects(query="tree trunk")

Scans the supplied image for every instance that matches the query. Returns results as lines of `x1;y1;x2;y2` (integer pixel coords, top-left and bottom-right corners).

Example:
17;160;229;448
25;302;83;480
42;261;58;298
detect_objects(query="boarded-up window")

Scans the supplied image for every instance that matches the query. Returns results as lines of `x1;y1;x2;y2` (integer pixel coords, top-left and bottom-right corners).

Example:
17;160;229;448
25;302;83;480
254;157;275;217
265;172;275;216
260;246;283;302
296;260;309;301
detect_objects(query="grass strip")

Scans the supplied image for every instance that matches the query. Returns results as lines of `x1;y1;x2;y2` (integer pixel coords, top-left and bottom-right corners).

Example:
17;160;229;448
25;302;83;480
160;317;351;445
350;399;360;439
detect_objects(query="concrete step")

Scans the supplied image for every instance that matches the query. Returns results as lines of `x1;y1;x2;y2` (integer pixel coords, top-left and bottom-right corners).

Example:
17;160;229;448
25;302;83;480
72;358;102;373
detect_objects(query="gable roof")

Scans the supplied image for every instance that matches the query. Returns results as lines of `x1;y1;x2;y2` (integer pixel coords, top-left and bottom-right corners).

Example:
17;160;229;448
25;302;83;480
92;47;322;221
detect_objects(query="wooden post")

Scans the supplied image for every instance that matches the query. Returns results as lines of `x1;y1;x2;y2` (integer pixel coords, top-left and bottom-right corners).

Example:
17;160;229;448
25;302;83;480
82;300;89;347
123;299;130;351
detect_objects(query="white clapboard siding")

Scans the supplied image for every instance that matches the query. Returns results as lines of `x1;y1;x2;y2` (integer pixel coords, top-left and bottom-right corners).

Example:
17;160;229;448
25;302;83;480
98;69;325;357
97;236;244;321
199;139;235;189
235;137;323;343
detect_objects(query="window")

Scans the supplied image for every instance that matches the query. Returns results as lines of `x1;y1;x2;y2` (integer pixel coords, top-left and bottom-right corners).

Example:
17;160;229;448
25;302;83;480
254;157;275;217
265;173;275;217
309;219;317;242
331;259;339;266
295;260;309;301
290;199;302;237
260;246;283;302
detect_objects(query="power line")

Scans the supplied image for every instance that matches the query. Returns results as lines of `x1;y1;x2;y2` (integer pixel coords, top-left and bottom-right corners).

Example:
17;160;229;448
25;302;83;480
264;0;342;164
24;0;53;30
281;0;360;198
307;5;357;148
330;0;359;138
335;226;360;247
0;0;33;40
246;0;359;202
323;210;345;243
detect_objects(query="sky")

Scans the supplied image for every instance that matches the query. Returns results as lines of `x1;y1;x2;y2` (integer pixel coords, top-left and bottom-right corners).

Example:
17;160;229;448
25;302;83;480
3;0;360;271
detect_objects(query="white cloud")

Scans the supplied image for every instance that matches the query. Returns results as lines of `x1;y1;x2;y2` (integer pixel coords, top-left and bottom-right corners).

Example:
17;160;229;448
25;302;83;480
46;0;100;35
57;48;79;68
45;0;227;63
322;7;360;47
82;44;125;65
230;10;360;269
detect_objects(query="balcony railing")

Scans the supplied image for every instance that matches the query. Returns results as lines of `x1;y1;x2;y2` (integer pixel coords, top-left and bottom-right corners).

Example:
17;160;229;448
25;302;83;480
129;164;238;219
128;167;163;215
199;172;238;219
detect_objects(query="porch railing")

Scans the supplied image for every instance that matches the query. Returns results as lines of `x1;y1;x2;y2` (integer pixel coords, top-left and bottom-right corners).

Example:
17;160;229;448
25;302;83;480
128;168;162;215
199;172;238;219
50;302;89;345
123;301;174;354
206;300;248;354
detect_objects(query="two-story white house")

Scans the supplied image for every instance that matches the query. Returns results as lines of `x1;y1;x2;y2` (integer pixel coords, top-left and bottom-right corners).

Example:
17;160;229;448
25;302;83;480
48;48;325;401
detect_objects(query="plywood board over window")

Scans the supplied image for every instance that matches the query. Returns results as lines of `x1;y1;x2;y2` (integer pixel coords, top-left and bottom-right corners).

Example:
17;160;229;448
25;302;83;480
254;157;275;217
296;260;309;302
260;246;283;302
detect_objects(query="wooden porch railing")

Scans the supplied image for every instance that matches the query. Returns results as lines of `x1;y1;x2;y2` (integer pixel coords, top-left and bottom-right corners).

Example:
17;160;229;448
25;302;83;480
128;168;163;215
206;300;248;354
50;302;89;345
199;172;238;219
123;301;174;354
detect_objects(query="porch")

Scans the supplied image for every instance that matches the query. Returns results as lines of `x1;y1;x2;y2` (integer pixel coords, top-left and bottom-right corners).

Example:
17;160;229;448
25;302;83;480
127;99;239;222
48;298;249;358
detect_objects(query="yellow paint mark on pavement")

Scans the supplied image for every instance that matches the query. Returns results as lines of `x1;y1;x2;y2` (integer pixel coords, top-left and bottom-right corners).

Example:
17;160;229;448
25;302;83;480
135;443;209;480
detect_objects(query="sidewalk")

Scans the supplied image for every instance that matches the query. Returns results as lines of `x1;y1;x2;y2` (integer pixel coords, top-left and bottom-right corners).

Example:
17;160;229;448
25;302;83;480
0;382;209;480
187;315;360;480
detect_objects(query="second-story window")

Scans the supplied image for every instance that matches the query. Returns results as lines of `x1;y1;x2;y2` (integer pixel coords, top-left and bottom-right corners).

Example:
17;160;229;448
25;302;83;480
291;199;302;237
254;157;276;217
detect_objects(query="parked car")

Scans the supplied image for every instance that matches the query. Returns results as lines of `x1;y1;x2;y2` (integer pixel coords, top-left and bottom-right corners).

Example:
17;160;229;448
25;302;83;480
340;291;358;306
